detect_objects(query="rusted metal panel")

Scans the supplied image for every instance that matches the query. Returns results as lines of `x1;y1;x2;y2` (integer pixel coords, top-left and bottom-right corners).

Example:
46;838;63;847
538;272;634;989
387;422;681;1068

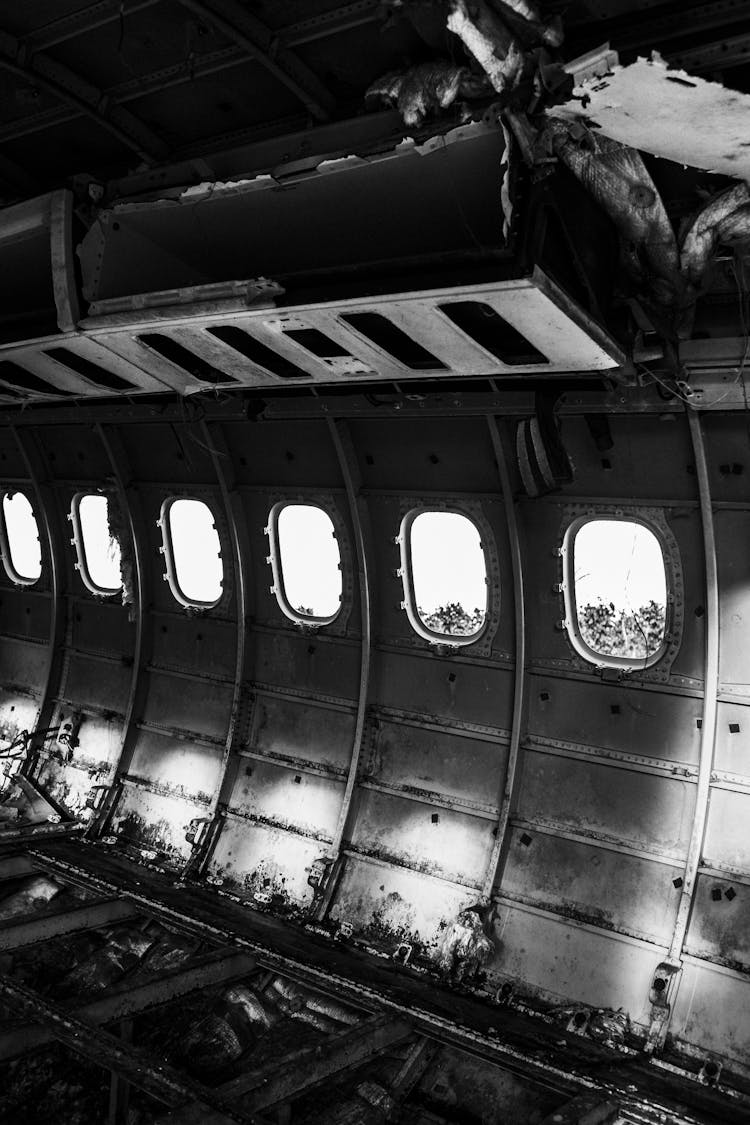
716;509;750;689
119;423;216;485
64;652;132;712
487;900;661;1027
373;649;514;729
332;853;475;952
0;691;38;745
502;831;682;945
348;788;494;887
150;614;238;680
72;599;134;657
222;419;343;489
684;872;750;970
0;586;50;640
140;669;234;739
110;783;199;864
250;694;355;773
703;415;750;500
712;703;750;775
253;631;360;701
703;788;750;870
128;729;223;804
349;417;499;495
33;424;113;479
527;674;701;766
516;749;696;859
230;758;344;839
556;414;695;502
208;816;322;909
0;637;48;688
367;717;507;810
671;958;750;1073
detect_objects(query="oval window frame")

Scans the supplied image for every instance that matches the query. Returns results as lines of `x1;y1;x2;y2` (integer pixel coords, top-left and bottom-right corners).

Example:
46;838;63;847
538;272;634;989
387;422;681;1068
267;500;343;627
562;513;672;671
70;491;123;597
398;506;490;647
0;489;42;586
158;496;224;610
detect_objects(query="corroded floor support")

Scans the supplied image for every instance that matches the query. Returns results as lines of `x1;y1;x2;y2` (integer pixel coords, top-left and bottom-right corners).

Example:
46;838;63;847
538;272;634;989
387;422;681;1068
0;896;136;951
217;1014;412;1109
540;1094;621;1124
0;973;264;1123
25;839;750;1125
0;949;257;1061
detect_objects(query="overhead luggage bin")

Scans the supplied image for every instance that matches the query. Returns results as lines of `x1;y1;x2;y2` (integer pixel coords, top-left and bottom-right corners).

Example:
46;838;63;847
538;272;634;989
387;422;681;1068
0;121;627;400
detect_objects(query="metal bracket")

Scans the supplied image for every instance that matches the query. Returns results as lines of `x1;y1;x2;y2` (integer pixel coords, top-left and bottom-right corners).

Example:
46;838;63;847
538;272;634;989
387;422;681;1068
645;961;681;1054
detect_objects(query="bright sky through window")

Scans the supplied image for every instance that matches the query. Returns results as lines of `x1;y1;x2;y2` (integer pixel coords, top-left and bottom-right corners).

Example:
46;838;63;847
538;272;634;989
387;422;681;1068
277;504;341;618
78;494;122;592
167;499;223;605
2;492;41;582
574;520;666;610
573;519;667;661
410;511;487;630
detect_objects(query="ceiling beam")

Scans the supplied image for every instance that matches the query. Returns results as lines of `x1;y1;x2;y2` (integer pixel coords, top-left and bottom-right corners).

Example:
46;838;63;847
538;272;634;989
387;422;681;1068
0;4;380;150
175;0;336;122
0;27;170;164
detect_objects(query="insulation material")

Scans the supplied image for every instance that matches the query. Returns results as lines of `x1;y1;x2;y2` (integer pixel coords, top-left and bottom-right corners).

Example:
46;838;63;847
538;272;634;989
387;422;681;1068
0;874;61;921
437;905;494;982
365;61;488;126
547;119;680;306
680;183;750;285
549;52;750;183
447;0;524;96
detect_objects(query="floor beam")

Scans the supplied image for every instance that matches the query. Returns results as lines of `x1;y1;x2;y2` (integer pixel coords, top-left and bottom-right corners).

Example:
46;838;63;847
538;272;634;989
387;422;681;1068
0;897;136;951
0;972;263;1123
0;948;256;1062
218;1015;412;1109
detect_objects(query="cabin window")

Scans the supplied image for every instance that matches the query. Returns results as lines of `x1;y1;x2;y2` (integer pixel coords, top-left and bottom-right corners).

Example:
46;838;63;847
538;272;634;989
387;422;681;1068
72;493;122;595
268;503;342;625
1;492;42;584
564;517;668;667
160;498;224;608
400;510;487;644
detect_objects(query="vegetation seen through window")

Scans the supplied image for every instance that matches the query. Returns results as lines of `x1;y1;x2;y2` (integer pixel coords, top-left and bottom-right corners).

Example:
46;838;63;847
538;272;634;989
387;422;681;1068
573;520;667;660
410;511;487;638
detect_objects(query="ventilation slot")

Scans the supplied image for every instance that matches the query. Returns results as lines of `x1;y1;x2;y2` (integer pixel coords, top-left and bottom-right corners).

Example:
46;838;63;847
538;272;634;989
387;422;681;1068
341;312;446;370
439;302;549;366
207;325;310;379
0;360;71;396
45;347;136;391
284;329;351;358
139;334;236;384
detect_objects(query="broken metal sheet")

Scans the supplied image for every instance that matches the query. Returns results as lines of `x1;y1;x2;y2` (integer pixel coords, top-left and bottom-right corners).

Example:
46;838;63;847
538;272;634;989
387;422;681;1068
549;52;750;182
